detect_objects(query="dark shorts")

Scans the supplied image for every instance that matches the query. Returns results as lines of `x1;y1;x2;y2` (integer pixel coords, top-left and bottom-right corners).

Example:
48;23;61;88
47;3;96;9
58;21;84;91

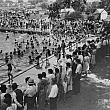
8;67;12;72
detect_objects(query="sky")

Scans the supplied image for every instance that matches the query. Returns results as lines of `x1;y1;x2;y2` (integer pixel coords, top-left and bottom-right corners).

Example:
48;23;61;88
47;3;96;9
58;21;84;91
3;0;28;2
86;0;101;2
3;0;101;3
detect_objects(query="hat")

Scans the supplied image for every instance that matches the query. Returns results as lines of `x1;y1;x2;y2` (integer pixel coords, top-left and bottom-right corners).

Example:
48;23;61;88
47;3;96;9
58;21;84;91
28;78;35;85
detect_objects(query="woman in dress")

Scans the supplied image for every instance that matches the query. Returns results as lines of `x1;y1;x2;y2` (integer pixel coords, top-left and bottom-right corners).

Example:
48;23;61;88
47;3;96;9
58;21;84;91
66;62;72;92
91;47;96;67
83;52;90;76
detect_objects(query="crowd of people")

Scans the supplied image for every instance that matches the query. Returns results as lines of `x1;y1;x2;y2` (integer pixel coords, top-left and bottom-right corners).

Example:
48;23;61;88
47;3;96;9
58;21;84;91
0;33;105;110
0;23;106;110
0;3;109;110
0;8;51;33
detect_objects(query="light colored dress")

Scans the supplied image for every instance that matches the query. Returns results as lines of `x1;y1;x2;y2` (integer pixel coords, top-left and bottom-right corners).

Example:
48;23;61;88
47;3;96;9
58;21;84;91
66;67;72;92
83;56;90;72
58;58;67;82
91;49;96;65
63;81;67;93
61;62;67;82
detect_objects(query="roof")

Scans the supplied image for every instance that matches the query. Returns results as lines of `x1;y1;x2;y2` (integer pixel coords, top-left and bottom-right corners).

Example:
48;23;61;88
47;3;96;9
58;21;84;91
61;8;75;13
87;0;101;2
47;0;56;4
94;9;107;14
104;15;110;21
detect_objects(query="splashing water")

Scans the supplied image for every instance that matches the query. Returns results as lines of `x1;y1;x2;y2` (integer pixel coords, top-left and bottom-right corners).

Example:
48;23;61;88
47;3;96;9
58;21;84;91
87;73;110;86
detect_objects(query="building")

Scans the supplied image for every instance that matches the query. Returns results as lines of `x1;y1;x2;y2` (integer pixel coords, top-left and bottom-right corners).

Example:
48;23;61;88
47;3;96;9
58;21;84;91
94;9;108;20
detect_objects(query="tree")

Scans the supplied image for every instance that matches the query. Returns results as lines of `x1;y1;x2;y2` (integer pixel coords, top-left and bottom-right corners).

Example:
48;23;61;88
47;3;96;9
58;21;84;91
99;0;109;8
40;2;48;9
98;0;110;14
18;0;23;3
28;0;43;5
71;0;81;11
0;0;3;3
64;0;71;8
28;0;36;5
65;11;82;20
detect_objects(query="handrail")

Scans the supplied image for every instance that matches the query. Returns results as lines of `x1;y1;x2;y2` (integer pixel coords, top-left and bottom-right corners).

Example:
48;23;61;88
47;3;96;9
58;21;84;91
0;27;49;35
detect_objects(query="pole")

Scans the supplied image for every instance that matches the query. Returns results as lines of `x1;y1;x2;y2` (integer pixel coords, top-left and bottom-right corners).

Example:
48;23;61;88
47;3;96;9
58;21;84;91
106;34;110;57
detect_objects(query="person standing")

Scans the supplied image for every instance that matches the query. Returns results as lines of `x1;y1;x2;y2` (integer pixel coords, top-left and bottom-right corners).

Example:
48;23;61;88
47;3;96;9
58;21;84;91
37;74;48;110
7;60;16;84
12;83;23;110
0;84;7;109
48;78;58;110
47;69;55;93
83;52;90;76
66;63;72;92
42;72;49;106
74;59;82;94
61;40;66;57
58;56;67;83
90;44;96;68
6;33;9;41
56;45;61;62
24;78;37;110
71;57;77;94
2;93;17;110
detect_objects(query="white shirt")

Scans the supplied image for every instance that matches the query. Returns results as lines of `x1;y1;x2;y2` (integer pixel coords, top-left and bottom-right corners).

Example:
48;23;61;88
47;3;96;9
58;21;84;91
48;84;58;98
75;64;82;74
0;93;6;104
24;85;37;97
47;74;55;84
63;81;67;93
6;103;17;110
78;55;83;63
96;42;101;49
103;40;107;46
9;91;17;103
67;58;72;64
0;93;6;101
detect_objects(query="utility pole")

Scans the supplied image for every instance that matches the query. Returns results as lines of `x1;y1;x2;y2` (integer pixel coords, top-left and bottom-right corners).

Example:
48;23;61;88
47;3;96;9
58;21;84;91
106;33;110;57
